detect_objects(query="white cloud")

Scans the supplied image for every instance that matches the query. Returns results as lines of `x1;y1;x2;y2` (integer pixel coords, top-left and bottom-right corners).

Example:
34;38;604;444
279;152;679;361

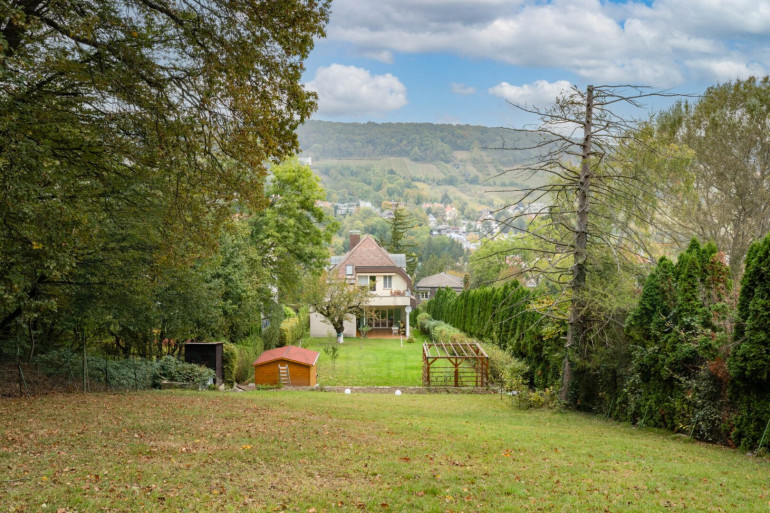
361;49;394;64
305;64;407;117
323;0;770;87
451;82;476;95
685;59;766;82
489;80;572;106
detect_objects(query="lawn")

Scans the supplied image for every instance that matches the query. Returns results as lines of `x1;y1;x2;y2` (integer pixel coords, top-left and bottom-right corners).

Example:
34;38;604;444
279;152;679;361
2;391;768;512
304;336;424;386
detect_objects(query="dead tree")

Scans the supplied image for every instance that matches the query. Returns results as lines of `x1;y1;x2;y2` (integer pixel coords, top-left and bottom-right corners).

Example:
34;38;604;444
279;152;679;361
488;84;685;402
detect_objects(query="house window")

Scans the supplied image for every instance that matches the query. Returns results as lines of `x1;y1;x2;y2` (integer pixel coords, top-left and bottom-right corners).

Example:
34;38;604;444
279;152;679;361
346;265;353;276
383;275;392;289
369;275;377;291
358;275;368;287
419;290;430;300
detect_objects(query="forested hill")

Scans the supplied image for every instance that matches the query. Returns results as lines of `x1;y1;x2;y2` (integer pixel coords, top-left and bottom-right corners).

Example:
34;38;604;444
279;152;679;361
296;120;541;167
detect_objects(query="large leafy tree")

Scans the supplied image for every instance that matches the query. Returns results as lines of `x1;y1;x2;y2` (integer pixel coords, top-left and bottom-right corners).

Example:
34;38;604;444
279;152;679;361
0;0;330;354
658;77;770;278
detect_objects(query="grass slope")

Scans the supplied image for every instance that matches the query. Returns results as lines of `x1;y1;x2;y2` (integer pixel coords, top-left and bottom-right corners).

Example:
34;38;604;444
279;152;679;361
304;337;423;387
2;391;768;512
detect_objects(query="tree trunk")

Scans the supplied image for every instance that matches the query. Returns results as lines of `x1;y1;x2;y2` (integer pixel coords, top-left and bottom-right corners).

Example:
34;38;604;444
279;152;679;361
560;85;594;403
333;320;345;344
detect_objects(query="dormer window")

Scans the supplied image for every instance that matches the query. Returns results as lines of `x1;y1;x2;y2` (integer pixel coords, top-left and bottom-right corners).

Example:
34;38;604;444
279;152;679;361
346;265;353;276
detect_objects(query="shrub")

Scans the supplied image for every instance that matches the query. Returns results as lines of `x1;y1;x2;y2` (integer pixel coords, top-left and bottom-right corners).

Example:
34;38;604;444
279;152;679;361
34;349;155;390
222;342;238;387
262;303;284;350
280;315;305;346
729;232;770;449
482;342;529;393
234;338;262;384
152;355;214;387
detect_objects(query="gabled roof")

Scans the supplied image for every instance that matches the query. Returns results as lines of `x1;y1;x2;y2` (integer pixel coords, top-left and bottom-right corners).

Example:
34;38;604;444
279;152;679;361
332;234;405;275
416;272;464;290
253;346;319;367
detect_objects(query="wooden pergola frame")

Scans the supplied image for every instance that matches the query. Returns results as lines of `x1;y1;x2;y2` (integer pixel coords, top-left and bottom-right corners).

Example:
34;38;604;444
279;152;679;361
422;341;489;388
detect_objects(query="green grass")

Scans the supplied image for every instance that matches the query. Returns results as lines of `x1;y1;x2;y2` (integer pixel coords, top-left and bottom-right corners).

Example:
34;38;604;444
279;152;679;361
304;336;424;386
1;391;767;512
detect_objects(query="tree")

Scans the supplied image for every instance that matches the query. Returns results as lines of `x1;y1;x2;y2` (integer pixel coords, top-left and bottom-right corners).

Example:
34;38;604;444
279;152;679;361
492;85;683;403
305;273;371;344
250;159;337;302
387;206;418;277
728;232;770;449
658;77;770;279
0;0;330;355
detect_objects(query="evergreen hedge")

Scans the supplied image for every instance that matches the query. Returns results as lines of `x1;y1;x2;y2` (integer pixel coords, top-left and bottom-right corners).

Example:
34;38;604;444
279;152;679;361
623;239;733;442
422;281;561;388
728;232;770;449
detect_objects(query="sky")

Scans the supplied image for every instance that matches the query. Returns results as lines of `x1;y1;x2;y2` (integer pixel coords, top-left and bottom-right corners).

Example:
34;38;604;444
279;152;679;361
303;0;770;127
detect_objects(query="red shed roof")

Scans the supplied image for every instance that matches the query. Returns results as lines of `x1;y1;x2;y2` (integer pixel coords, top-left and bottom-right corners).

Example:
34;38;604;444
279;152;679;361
253;345;320;367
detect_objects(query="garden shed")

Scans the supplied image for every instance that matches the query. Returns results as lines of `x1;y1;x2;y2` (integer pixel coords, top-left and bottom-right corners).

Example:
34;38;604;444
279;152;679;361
253;346;319;386
184;342;223;385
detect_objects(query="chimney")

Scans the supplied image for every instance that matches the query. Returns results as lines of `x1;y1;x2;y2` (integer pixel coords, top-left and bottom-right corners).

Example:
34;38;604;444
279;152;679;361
349;230;361;249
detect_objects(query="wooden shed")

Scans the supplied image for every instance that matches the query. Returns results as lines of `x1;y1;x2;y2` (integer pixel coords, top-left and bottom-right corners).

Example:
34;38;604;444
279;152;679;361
253;346;319;387
184;342;223;385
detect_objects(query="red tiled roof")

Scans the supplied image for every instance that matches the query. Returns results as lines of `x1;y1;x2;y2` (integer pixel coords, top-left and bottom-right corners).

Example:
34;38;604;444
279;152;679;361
334;235;398;276
253;346;320;367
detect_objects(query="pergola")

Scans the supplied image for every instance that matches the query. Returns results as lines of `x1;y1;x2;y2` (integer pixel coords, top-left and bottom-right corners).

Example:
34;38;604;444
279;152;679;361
422;341;489;388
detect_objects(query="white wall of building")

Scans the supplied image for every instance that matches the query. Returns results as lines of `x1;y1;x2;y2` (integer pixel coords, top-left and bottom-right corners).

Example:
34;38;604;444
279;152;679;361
309;312;356;338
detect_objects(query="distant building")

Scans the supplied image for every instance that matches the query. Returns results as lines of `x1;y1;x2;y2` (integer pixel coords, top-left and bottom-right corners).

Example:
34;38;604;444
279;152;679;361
414;272;465;304
335;202;359;216
298;157;312;166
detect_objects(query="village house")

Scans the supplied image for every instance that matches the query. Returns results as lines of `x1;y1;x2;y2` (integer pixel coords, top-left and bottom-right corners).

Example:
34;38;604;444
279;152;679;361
310;232;416;338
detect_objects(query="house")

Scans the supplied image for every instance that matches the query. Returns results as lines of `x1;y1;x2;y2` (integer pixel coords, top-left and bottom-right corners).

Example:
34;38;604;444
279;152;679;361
414;272;465;304
310;232;416;338
253;345;319;386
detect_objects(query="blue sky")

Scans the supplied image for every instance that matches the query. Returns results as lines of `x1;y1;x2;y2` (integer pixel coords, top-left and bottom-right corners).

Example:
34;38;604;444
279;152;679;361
303;0;770;127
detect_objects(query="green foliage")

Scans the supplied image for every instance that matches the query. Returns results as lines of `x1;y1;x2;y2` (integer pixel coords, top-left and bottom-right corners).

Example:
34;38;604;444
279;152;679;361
482;343;529;393
658;77;770;278
152;356;215;388
0;0;331;359
34;349;155;390
623;239;733;442
222;343;238;388
262;303;285;351
322;339;340;365
422;281;561;388
728;232;770;449
279;313;307;347
234;341;261;384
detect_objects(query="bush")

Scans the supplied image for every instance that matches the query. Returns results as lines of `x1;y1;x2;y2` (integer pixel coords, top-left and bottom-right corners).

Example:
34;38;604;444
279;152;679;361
280;315;306;346
283;305;297;318
262;303;285;350
34;349;155;390
152;355;214;387
729;232;770;449
234;338;262;384
222;342;238;387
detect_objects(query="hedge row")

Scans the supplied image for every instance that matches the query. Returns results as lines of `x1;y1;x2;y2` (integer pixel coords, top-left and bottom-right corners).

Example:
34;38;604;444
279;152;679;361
279;307;309;346
422;281;563;389
33;350;214;390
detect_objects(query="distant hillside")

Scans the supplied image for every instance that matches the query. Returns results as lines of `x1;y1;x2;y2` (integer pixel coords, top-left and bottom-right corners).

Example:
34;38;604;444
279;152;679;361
297;120;542;165
296;120;549;210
